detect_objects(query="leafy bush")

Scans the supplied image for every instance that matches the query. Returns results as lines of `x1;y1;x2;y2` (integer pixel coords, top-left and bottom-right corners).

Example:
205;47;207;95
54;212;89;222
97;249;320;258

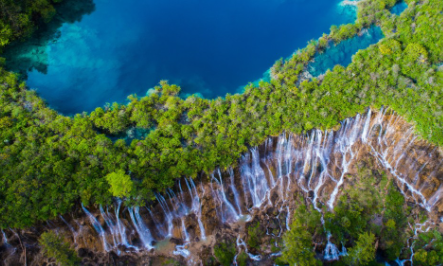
214;242;236;266
39;231;80;266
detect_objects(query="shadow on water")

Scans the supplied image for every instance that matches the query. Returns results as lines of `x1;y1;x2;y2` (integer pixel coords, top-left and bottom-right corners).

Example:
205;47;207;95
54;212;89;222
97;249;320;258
308;26;384;77
3;0;96;76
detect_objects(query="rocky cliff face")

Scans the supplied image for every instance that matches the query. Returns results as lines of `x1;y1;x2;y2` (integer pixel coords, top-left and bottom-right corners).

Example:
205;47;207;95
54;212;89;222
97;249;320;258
1;108;442;266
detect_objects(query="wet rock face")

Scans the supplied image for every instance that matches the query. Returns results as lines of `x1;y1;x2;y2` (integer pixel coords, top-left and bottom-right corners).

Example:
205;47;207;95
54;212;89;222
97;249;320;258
2;109;443;265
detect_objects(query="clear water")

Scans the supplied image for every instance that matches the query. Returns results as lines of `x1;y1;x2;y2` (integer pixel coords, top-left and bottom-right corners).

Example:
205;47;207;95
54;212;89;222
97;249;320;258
7;0;359;115
308;26;384;77
390;1;408;16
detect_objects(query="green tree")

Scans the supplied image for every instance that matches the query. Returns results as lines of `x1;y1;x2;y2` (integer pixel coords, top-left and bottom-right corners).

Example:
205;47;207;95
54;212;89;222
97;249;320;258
344;232;376;266
214;242;236;266
105;170;134;198
405;43;428;61
282;203;322;266
0;22;12;47
39;231;80;266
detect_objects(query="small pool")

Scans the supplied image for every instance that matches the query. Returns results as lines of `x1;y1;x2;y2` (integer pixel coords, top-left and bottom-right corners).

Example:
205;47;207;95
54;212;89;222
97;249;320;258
390;1;408;16
308;26;384;77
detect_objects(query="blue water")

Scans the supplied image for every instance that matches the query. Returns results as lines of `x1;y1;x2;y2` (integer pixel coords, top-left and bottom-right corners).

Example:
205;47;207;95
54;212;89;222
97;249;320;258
308;26;384;77
11;0;359;114
390;1;408;15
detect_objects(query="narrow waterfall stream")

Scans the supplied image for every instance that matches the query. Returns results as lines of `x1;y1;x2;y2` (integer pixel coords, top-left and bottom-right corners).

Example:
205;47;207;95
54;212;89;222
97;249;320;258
1;108;442;265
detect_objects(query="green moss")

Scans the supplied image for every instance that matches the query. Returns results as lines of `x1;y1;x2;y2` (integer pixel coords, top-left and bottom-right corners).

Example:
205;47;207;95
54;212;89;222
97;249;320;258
214;242;236;266
247;222;262;249
236;252;248;266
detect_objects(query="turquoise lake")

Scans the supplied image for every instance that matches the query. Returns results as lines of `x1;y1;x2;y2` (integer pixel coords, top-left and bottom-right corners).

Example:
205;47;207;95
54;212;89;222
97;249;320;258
308;26;384;77
6;0;367;114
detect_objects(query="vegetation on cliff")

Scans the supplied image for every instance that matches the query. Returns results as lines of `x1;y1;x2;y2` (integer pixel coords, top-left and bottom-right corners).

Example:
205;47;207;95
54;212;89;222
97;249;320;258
39;231;80;266
281;166;443;265
0;0;442;240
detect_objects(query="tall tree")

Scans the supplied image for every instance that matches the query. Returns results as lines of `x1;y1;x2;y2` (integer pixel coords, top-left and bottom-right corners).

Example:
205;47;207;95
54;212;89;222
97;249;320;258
344;232;376;266
105;170;134;198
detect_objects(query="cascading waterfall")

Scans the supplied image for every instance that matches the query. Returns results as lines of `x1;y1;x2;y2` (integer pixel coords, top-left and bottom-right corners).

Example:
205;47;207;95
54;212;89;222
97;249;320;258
98;204;136;251
100;205;118;249
186;178;206;240
24;109;441;265
228;167;243;217
235;236;262;262
285;205;291;231
395;221;432;266
324;233;347;261
1;230;7;245
240;147;271;208
114;200;134;249
156;193;174;237
327;113;361;209
82;204;110;251
364;109;439;212
128;207;153;250
146;206;167;238
60;215;77;244
1;229;18;265
167;189;187;217
210;169;240;222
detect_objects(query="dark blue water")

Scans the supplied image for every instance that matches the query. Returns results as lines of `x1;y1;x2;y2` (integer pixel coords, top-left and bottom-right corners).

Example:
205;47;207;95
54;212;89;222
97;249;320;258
14;0;359;114
308;26;383;77
390;1;408;15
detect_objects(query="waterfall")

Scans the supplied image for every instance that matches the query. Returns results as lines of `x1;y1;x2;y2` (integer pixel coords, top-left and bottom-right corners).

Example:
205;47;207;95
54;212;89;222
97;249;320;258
240;148;271;208
173;245;190;257
2;229;7;245
96;203;134;251
327;114;361;209
146;206;167;238
229;167;243;216
156;193;174;237
82;204;109;251
361;108;372;142
128;207;153;249
235;236;262;261
114;200;134;249
285;205;291;231
211;169;239;222
167;188;188;216
186;178;206;240
275;134;290;207
60;215;77;244
100;205;118;249
180;217;190;242
27;109;442;264
395;221;432;265
324;234;340;261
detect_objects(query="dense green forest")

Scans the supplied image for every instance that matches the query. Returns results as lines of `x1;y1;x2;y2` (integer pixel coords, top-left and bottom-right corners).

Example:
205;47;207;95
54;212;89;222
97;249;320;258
0;0;442;238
